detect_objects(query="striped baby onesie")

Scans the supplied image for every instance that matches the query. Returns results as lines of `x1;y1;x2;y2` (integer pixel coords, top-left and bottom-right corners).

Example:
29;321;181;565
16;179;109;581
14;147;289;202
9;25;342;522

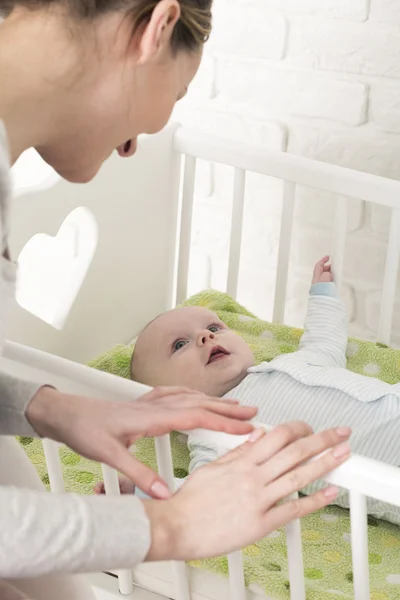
188;282;400;525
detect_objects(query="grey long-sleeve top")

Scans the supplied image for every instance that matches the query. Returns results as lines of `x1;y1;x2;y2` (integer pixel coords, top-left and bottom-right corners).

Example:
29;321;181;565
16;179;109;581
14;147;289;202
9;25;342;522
0;121;151;578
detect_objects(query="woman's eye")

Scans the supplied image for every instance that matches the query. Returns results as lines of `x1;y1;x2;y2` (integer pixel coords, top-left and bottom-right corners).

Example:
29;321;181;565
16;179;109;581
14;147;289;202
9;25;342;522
173;340;187;352
208;325;220;333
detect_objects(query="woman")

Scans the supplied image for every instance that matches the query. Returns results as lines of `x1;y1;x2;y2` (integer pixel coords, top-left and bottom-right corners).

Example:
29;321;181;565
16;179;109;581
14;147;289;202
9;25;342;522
0;1;351;598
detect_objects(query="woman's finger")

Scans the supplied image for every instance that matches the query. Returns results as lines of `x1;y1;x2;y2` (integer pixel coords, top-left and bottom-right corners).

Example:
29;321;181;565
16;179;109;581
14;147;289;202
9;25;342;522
264;442;350;506
244;421;314;466
140;386;204;401
256;426;351;472
144;408;256;437
103;441;171;500
185;398;257;420
263;485;339;531
215;422;314;468
166;395;244;410
212;428;267;465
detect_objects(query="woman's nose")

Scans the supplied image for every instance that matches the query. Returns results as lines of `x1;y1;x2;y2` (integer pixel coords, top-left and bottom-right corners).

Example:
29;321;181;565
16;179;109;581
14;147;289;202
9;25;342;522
197;330;216;346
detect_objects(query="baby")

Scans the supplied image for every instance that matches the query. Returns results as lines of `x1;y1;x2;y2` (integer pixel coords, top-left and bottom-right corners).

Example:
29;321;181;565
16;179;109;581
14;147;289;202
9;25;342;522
96;257;400;523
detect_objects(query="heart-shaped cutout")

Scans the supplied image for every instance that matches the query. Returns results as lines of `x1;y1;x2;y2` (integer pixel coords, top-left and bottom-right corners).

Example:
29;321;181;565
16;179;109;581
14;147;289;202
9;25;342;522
16;207;97;329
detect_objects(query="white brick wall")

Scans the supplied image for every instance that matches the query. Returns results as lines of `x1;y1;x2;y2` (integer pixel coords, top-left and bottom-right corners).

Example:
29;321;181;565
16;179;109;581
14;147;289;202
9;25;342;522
174;0;400;346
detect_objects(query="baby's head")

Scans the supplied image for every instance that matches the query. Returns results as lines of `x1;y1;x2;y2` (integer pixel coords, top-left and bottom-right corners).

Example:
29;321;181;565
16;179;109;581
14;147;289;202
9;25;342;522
131;306;255;396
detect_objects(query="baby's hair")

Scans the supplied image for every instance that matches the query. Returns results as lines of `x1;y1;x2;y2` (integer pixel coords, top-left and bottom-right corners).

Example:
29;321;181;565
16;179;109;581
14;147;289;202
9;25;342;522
130;313;162;381
130;346;138;381
0;0;212;54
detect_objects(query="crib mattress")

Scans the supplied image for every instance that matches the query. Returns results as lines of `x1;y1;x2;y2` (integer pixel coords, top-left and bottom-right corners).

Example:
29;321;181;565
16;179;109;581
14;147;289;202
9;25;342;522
19;435;400;600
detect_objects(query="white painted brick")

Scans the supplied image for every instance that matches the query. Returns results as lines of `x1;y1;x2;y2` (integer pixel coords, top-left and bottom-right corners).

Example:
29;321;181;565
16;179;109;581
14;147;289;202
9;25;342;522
369;204;393;237
294;228;387;286
294;187;364;233
209;1;287;60
288;125;400;179
244;175;284;220
285;278;355;328
240;204;281;270
175;101;287;150
180;0;400;340
239;0;368;21
217;62;367;125
187;250;215;297
365;289;400;342
184;55;216;102
236;266;277;322
192;198;231;255
174;102;287;197
287;20;400;78
370;0;400;25
370;85;400;134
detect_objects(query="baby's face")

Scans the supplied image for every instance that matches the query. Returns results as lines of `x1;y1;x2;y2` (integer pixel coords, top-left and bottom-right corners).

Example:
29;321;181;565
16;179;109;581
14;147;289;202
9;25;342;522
132;307;255;396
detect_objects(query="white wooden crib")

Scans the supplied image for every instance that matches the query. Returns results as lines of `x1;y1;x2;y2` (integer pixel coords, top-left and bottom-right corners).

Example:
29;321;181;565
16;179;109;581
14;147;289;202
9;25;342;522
5;123;400;600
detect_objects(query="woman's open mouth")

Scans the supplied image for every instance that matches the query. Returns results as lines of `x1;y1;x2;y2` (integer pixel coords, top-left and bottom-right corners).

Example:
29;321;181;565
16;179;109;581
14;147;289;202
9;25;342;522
116;139;137;157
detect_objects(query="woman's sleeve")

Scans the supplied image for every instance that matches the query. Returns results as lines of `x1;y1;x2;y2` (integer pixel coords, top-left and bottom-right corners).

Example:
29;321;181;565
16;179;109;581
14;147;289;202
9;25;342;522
0;486;151;578
0;371;44;436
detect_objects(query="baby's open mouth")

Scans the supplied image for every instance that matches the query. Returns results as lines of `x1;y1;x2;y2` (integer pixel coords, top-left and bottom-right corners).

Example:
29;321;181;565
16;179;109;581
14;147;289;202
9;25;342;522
207;346;230;365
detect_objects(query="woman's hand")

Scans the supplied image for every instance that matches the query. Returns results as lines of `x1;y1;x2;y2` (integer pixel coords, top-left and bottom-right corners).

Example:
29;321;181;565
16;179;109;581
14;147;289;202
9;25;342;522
26;385;257;499
143;422;351;561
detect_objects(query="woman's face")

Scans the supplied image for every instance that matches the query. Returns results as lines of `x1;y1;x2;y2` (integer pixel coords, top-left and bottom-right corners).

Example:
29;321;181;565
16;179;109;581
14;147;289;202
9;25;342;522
36;1;202;183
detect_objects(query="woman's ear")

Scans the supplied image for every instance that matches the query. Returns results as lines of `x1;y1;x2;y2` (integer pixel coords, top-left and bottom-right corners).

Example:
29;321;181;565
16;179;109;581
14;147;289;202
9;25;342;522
134;0;181;64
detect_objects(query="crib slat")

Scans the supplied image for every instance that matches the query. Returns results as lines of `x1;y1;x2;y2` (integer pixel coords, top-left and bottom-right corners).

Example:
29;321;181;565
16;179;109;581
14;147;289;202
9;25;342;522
176;155;197;305
227;168;246;299
350;492;370;600
42;439;65;494
332;195;348;293
228;551;246;600
378;208;400;345
155;436;191;600
285;493;306;600
101;464;134;595
102;463;123;496
273;181;296;323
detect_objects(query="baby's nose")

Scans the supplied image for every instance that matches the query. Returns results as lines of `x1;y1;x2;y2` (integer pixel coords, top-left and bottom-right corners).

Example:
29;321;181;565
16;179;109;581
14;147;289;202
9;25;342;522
198;330;215;345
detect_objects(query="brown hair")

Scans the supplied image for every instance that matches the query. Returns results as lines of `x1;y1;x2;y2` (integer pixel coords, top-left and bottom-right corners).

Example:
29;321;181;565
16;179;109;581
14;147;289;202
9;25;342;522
0;0;212;53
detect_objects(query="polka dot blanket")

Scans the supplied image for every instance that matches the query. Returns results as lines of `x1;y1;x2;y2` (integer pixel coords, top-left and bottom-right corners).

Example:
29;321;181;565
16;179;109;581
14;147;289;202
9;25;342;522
18;289;400;599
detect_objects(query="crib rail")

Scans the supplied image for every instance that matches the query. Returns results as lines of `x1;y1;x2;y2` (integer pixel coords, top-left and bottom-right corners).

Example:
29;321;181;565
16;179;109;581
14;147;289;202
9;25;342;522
5;339;400;600
12;127;400;599
173;127;400;344
173;127;400;599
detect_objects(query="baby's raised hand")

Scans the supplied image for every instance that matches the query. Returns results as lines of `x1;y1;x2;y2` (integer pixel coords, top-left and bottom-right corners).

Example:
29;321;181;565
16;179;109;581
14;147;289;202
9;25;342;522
312;255;333;284
93;476;135;495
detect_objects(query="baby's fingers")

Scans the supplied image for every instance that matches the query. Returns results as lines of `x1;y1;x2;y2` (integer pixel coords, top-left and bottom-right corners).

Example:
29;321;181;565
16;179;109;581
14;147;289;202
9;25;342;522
93;481;105;495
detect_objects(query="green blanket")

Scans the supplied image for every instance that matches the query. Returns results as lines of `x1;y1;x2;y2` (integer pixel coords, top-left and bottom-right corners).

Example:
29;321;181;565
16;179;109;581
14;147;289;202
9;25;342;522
18;289;400;600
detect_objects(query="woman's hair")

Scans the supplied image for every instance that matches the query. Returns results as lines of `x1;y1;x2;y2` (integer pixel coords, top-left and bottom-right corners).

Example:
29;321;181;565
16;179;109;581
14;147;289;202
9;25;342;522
0;0;212;53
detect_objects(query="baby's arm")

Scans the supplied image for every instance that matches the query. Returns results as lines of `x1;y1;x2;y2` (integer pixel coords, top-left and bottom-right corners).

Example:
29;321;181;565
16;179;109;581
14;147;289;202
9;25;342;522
296;256;348;368
188;434;219;474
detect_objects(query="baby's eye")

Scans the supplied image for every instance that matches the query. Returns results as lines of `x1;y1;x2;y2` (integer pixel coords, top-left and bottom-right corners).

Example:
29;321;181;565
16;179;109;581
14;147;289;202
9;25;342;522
173;340;188;352
208;324;221;333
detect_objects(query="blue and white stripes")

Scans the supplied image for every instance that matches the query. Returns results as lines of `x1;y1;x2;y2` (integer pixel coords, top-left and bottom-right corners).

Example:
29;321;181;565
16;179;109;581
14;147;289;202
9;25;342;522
188;283;400;524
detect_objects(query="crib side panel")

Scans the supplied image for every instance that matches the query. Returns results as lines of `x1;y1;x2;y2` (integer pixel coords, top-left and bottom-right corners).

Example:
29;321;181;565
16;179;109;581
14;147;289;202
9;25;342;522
7;124;181;363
